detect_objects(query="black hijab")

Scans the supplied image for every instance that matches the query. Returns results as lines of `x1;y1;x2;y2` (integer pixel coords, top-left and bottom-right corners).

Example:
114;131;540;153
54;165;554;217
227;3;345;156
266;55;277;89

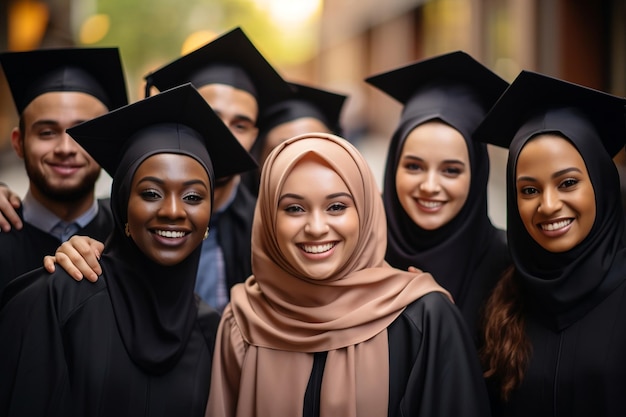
383;83;500;299
507;108;626;330
102;125;215;374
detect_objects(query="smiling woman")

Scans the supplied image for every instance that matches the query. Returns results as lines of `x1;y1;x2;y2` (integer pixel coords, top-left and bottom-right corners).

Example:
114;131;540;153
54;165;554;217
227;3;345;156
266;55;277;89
205;132;491;417
0;84;257;417
475;71;626;416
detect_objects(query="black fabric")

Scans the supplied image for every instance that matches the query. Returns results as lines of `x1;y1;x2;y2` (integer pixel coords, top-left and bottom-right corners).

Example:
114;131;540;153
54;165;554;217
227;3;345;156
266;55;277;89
218;183;256;291
301;292;491;417
0;47;128;114
382;84;510;334
506;109;626;330
102;112;216;375
0;199;113;295
0;268;218;417
491;279;626;416
303;352;328;417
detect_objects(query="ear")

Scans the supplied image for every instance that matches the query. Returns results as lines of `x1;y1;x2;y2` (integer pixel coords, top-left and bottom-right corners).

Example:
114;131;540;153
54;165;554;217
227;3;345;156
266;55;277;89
11;127;25;159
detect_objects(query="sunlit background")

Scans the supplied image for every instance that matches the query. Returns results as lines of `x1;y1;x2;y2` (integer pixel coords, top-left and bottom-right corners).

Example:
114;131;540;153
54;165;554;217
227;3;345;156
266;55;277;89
1;0;625;228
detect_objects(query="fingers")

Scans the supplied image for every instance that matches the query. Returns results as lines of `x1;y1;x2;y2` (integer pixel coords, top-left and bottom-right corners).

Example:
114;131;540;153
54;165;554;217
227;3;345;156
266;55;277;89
43;255;57;273
0;184;23;232
55;236;104;282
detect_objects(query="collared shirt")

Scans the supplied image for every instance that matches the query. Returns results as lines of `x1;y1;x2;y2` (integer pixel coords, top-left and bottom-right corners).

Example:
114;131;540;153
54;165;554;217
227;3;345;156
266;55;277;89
22;191;99;242
194;184;238;313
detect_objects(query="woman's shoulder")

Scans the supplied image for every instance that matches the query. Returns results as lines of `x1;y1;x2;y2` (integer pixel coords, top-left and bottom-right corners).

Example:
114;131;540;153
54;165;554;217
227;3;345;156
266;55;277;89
1;267;107;321
399;291;470;334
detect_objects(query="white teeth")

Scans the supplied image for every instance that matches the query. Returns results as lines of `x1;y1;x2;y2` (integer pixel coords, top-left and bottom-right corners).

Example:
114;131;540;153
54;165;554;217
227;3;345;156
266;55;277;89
418;199;443;208
302;243;335;254
541;219;572;231
155;230;186;238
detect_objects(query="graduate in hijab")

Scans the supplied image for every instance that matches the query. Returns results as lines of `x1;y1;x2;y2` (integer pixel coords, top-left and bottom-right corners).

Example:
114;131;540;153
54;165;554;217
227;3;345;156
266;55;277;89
242;82;348;195
36;27;293;311
476;71;626;416
145;27;292;311
365;51;511;336
0;84;257;417
205;132;490;417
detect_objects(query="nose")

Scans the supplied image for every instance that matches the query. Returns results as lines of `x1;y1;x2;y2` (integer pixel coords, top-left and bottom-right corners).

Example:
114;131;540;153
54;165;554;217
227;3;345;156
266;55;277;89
54;133;78;155
158;193;186;220
304;211;329;236
419;171;440;194
538;187;563;215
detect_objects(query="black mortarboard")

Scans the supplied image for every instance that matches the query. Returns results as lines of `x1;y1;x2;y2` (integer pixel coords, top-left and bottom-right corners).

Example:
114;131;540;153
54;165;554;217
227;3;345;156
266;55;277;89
66;83;257;180
365;50;507;108
258;82;348;135
365;51;508;139
473;70;626;157
0;47;128;114
143;27;292;111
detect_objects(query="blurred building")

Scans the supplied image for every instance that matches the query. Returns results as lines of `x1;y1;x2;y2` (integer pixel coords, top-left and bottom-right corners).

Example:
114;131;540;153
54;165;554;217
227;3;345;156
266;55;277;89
1;0;625;227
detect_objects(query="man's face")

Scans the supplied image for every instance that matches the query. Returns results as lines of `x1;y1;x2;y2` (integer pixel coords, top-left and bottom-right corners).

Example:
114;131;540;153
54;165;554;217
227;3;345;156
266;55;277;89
12;91;107;202
197;83;259;152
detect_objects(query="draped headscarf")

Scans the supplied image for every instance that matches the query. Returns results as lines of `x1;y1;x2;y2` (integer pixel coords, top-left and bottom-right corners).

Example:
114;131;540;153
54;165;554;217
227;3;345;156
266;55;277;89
211;133;448;416
383;83;501;300
101;125;215;374
507;108;626;330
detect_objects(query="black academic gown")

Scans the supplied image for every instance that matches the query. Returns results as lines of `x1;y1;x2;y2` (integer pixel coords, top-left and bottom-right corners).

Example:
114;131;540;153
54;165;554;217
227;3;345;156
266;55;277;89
303;292;491;417
217;184;255;291
0;268;219;417
456;228;510;339
0;199;113;293
491;278;626;417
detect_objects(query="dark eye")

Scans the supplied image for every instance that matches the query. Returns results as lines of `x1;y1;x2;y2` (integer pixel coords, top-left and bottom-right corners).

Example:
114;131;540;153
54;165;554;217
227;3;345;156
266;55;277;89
520;186;538;196
232;120;254;133
140;189;161;200
560;178;579;189
284;204;304;213
328;202;347;212
403;161;422;171
38;129;56;138
183;193;204;203
442;165;463;176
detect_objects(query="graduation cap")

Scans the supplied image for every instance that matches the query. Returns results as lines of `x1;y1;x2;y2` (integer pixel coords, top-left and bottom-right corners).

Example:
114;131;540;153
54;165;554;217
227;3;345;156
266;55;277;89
473;70;626;157
143;27;292;111
66;83;257;181
258;82;348;135
365;51;508;138
0;47;128;114
366;51;507;109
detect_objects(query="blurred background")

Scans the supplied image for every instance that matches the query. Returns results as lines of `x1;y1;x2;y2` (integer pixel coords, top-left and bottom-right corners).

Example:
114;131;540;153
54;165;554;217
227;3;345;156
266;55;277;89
1;0;625;228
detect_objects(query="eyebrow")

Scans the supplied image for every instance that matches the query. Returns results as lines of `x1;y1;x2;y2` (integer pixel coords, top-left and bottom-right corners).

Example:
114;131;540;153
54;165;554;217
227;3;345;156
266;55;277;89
517;167;583;183
278;192;354;204
214;109;256;126
401;154;466;165
137;176;209;189
31;119;91;131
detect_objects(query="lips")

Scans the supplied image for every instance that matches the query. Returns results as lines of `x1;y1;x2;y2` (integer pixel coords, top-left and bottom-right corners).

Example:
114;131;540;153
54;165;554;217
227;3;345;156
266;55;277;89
299;242;336;254
540;219;573;231
155;229;187;238
49;163;82;176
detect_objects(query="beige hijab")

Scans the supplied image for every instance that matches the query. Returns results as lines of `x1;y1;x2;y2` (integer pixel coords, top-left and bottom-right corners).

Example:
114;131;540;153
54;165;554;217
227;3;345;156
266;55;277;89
208;133;449;417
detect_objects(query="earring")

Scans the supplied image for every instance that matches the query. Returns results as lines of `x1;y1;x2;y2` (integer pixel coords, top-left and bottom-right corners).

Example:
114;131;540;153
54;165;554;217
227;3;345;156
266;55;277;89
203;227;210;240
125;223;131;237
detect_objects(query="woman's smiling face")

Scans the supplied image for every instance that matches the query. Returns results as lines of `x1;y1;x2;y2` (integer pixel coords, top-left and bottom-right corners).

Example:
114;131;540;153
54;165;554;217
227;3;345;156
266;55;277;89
127;153;212;265
394;120;471;230
515;134;596;252
275;155;360;280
